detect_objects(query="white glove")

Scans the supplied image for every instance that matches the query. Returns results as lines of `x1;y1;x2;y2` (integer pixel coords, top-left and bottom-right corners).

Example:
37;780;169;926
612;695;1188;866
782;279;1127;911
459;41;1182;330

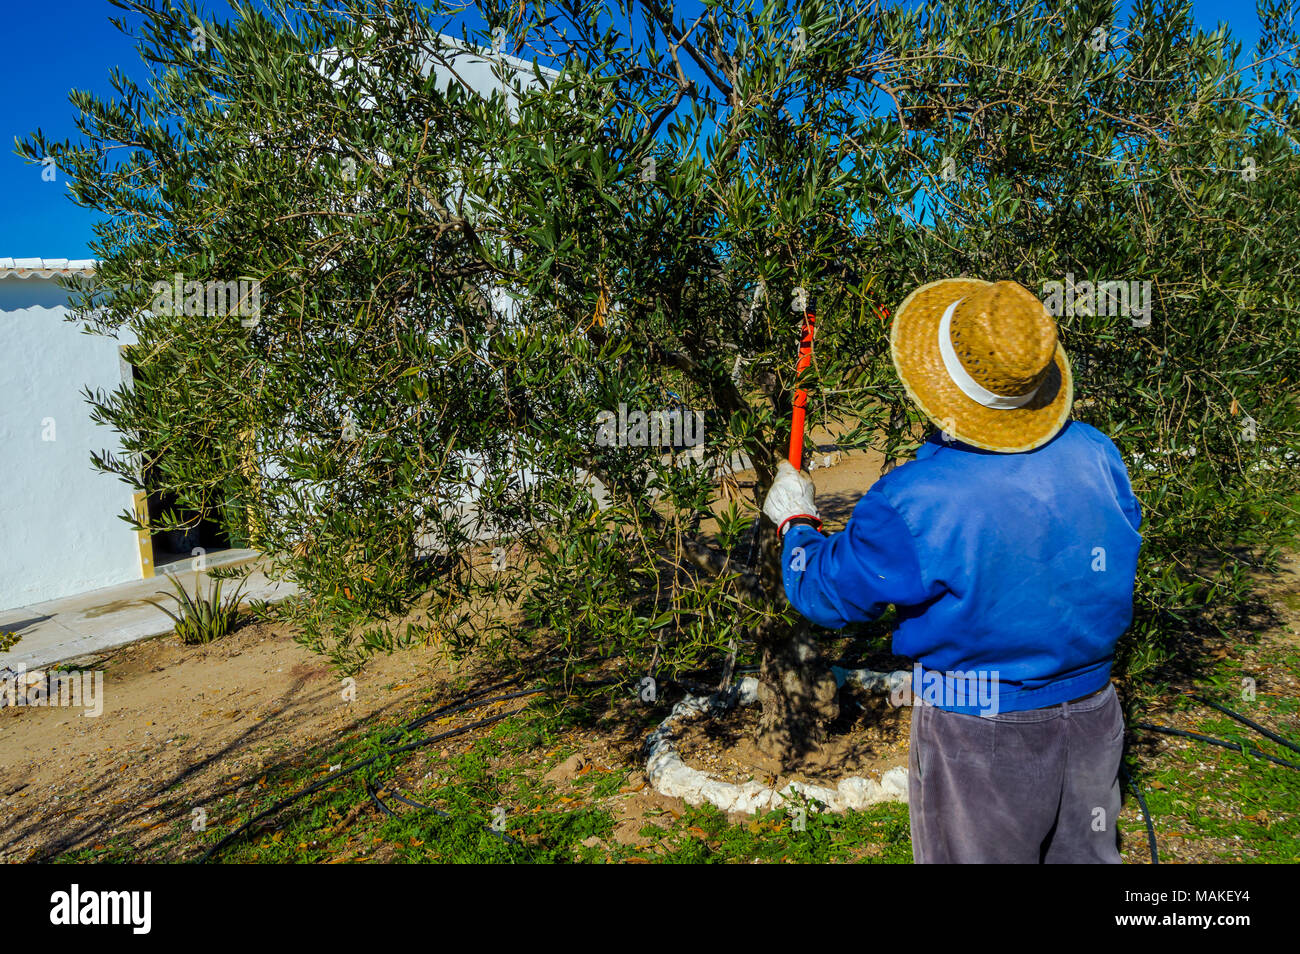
762;460;821;536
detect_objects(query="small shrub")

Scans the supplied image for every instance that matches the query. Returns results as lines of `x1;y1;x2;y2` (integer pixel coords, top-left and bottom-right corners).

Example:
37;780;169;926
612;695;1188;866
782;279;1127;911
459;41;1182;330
147;573;248;645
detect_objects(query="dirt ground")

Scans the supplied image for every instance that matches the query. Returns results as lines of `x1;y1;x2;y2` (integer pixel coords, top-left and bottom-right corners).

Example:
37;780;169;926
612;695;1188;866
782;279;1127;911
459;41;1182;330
674;690;910;789
0;618;471;860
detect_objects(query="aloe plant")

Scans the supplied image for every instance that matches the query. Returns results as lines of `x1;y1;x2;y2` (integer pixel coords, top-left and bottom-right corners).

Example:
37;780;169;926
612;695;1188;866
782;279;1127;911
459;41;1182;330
147;573;248;646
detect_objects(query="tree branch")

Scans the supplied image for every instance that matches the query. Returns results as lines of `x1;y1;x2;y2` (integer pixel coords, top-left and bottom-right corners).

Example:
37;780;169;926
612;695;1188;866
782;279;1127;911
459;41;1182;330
637;0;736;105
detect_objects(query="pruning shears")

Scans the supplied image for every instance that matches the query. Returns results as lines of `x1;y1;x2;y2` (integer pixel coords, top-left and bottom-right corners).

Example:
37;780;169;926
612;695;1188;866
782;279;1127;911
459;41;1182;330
787;297;816;469
785;274;886;469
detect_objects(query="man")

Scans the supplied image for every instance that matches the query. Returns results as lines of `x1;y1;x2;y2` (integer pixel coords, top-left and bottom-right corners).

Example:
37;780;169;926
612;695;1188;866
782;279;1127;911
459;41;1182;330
762;278;1143;864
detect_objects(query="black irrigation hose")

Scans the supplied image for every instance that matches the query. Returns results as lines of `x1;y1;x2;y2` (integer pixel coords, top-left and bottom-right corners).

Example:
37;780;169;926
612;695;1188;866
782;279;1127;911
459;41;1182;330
1132;722;1300;771
381;686;546;744
366;782;403;818
1195;695;1300;756
365;782;518;845
196;707;525;863
1119;765;1159;865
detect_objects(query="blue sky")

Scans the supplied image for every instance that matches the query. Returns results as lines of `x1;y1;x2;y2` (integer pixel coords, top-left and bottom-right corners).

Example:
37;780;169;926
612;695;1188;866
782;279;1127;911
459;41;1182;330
0;0;1265;259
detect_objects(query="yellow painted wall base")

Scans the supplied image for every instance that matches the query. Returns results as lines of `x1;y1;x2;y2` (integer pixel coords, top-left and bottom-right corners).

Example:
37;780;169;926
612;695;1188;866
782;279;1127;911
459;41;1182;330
133;491;155;579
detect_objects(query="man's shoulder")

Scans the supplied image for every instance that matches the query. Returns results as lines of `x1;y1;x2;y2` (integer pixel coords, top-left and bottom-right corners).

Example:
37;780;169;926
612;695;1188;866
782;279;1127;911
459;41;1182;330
882;432;992;479
1055;420;1127;467
1062;419;1113;448
876;420;1116;493
872;437;975;505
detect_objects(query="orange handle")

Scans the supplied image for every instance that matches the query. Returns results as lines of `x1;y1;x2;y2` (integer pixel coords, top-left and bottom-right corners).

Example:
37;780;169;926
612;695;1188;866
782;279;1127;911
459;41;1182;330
787;304;816;469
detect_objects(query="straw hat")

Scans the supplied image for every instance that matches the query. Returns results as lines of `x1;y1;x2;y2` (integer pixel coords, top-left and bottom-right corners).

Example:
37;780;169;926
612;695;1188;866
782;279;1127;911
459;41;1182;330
890;278;1072;453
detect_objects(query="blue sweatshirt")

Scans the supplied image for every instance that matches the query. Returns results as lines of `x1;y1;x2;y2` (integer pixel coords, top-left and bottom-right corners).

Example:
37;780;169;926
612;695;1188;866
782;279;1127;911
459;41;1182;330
781;420;1142;714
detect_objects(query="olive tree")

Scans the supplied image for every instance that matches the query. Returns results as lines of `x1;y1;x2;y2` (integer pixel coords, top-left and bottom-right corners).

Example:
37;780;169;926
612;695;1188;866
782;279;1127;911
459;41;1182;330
25;0;1300;765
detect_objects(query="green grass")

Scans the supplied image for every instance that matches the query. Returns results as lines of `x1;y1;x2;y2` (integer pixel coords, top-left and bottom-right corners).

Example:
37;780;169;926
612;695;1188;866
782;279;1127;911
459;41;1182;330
641;800;913;864
1123;664;1300;863
91;689;915;864
55;836;138;864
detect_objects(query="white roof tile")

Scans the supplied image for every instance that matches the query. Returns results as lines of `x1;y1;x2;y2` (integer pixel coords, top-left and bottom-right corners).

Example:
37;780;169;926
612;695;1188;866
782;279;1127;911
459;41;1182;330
0;257;97;278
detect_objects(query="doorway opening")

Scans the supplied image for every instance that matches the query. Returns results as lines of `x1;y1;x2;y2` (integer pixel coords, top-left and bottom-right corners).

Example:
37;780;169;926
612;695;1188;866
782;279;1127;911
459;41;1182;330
126;357;238;574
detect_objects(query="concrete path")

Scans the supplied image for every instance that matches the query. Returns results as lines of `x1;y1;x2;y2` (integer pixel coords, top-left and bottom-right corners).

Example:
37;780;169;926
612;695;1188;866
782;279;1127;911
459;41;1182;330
0;550;298;671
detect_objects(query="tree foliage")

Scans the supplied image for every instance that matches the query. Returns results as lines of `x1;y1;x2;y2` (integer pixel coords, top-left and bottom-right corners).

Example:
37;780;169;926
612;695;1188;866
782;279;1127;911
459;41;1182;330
22;0;1300;758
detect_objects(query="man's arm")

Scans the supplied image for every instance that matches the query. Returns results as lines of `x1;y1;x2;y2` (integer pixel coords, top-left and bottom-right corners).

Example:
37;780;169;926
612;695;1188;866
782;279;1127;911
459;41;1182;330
781;488;938;629
1101;437;1143;532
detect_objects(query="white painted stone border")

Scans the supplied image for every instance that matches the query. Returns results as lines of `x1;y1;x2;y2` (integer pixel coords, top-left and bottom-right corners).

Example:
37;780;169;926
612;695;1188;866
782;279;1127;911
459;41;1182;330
644;671;910;814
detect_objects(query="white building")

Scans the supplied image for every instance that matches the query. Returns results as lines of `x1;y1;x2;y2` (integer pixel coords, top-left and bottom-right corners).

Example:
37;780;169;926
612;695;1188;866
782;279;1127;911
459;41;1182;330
0;258;146;610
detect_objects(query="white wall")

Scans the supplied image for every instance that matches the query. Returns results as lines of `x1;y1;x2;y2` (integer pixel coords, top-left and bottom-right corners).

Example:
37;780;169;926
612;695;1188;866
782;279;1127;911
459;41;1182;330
0;278;141;610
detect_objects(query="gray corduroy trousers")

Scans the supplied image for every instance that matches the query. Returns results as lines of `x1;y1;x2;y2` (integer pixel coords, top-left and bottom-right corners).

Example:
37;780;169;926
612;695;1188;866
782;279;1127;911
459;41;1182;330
908;683;1125;864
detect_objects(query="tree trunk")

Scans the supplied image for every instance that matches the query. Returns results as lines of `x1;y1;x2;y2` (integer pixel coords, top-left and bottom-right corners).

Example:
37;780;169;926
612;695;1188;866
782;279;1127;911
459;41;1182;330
752;508;839;767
